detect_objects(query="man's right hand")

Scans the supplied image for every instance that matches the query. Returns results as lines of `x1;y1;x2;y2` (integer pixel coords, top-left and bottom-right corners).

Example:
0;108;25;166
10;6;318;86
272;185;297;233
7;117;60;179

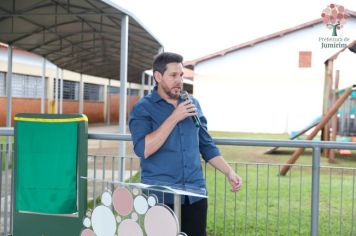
172;100;197;122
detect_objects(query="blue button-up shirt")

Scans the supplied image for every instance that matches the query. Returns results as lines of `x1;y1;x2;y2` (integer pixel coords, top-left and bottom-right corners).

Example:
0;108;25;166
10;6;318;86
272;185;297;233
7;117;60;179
129;88;220;204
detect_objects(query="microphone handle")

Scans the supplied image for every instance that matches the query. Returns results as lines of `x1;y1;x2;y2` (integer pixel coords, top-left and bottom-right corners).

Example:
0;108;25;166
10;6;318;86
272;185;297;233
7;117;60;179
191;113;201;128
181;91;201;128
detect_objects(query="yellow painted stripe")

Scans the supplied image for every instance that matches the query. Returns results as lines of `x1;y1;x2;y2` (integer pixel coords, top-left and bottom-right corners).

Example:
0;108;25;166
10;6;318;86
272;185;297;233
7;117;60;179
14;116;88;122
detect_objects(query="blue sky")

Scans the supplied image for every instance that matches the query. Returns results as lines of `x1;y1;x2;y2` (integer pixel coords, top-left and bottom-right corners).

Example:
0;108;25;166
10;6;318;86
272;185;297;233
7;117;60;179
110;0;356;60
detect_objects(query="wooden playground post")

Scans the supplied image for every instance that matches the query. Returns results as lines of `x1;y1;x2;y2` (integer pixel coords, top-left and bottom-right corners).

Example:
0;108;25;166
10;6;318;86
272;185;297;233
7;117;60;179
329;70;340;162
322;60;334;157
279;86;354;176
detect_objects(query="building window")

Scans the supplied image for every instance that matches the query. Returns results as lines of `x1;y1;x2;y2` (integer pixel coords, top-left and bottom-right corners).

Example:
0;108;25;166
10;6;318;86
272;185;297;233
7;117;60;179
1;72;47;98
53;79;79;100
299;51;312;68
0;72;5;96
84;83;104;101
108;86;140;96
128;88;139;96
108;85;119;94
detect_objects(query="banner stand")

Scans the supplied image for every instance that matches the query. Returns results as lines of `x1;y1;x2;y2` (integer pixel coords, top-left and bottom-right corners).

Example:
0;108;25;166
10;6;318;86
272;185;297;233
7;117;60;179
13;113;88;236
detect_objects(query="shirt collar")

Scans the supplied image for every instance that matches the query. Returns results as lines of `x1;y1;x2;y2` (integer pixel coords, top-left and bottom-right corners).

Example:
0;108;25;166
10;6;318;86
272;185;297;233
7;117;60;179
150;86;163;103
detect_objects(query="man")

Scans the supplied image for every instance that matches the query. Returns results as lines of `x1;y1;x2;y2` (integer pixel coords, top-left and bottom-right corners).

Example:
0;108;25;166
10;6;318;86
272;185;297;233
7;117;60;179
129;52;242;236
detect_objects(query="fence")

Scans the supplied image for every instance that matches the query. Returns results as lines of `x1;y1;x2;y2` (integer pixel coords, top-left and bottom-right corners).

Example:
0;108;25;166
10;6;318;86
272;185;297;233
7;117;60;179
1;127;356;235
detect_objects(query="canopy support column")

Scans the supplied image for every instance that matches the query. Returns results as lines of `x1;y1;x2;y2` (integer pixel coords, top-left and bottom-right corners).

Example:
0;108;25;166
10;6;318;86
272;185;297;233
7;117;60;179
41;58;46;113
119;15;129;182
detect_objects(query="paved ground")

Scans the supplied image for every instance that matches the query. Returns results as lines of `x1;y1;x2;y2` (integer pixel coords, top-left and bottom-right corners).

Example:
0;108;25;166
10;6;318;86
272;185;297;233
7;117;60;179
87;123;140;177
88;124;135;155
85;123;140;197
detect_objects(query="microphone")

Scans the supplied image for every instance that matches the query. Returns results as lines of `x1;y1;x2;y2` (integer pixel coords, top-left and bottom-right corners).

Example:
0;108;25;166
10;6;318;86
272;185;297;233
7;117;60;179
180;90;201;128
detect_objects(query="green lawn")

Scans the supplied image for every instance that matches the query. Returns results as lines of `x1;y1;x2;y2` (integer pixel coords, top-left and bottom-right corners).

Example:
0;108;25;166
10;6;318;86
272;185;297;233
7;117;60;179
205;131;356;236
204;164;356;236
0;136;13;170
210;131;356;168
0;136;9;144
0;136;13;145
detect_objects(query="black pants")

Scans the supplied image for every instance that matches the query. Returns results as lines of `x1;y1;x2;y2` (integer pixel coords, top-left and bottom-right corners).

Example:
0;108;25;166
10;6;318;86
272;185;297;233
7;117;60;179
168;198;207;236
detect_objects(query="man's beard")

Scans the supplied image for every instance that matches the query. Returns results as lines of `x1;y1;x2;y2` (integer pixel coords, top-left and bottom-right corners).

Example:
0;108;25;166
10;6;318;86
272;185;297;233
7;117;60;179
167;90;180;99
163;84;181;100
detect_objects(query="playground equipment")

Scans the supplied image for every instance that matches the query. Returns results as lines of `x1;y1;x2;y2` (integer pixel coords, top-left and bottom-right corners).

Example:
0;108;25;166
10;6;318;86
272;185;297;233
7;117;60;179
280;86;354;175
280;40;356;175
322;40;356;160
13;113;88;235
265;116;321;154
337;88;356;137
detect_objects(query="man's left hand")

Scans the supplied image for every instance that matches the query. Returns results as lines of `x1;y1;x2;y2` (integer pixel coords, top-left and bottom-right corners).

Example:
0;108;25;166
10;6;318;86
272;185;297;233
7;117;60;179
227;170;242;192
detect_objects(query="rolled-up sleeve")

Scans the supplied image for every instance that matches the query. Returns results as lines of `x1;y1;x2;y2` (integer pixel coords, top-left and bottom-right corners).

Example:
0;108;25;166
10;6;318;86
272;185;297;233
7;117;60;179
129;104;152;159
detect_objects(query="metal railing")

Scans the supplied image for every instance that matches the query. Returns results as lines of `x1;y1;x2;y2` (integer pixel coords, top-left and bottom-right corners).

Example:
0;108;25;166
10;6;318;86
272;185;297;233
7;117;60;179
1;127;356;235
203;161;356;236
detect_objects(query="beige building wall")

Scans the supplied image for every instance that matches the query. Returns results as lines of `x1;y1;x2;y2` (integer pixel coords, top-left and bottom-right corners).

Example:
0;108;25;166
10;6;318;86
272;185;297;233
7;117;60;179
193;21;356;133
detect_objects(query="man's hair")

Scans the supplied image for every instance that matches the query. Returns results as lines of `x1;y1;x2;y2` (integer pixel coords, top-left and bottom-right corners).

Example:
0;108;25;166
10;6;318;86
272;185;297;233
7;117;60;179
153;52;183;75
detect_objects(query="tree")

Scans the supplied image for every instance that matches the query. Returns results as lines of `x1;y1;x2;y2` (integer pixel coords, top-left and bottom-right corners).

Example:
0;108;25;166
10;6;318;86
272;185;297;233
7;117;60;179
321;4;347;36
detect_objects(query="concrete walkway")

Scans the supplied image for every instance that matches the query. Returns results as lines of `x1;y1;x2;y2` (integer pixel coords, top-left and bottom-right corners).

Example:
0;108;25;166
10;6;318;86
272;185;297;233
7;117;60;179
87;123;139;195
87;124;135;156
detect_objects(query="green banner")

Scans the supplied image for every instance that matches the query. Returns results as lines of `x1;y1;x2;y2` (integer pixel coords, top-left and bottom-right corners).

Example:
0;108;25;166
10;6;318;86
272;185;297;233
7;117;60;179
16;121;78;214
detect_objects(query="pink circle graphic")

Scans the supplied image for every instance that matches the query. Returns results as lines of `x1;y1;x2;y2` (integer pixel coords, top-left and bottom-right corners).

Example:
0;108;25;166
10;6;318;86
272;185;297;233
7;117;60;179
112;187;134;216
117;219;143;236
144;205;179;236
80;228;95;236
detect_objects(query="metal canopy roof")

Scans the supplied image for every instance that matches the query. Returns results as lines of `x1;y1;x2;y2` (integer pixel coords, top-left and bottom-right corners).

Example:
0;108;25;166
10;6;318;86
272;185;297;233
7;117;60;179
0;0;163;83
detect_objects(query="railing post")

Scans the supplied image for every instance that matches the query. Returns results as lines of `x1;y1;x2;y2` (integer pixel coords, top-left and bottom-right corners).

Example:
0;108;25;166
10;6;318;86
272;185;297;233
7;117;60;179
174;194;181;231
4;139;11;235
311;147;321;236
